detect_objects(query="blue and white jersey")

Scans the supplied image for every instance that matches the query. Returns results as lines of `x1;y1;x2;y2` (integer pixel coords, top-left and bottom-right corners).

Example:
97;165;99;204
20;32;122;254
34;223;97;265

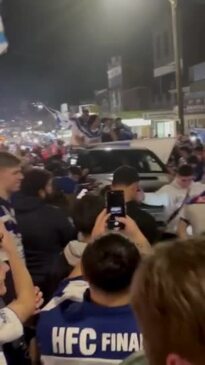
71;118;102;146
0;306;23;365
0;198;24;261
37;278;142;365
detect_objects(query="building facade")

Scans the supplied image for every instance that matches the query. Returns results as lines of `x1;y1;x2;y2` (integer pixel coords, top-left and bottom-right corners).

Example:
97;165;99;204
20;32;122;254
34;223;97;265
152;0;205;111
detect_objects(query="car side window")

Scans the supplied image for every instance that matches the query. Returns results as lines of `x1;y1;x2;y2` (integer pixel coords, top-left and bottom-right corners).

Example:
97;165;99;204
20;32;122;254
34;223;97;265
86;149;163;174
88;151;121;173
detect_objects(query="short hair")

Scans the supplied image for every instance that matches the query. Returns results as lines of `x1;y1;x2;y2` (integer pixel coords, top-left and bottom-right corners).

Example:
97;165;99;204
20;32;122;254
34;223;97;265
21;168;52;197
82;233;141;293
113;165;139;186
0;152;20;169
73;194;104;235
69;166;82;177
131;239;205;365
187;155;198;165
177;164;193;176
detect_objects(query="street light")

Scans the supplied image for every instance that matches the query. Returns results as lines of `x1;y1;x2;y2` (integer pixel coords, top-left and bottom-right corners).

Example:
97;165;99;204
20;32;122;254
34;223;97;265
169;0;185;134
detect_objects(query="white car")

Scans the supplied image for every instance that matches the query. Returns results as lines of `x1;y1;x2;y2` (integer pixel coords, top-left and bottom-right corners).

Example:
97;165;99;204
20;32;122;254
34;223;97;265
68;138;175;192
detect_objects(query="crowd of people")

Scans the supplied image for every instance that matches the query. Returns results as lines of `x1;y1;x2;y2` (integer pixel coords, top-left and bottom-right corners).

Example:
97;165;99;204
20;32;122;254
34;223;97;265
0;139;205;365
70;109;133;146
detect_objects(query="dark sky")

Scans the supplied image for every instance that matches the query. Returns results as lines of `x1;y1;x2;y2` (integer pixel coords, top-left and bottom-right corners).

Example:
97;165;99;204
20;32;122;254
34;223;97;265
0;0;155;106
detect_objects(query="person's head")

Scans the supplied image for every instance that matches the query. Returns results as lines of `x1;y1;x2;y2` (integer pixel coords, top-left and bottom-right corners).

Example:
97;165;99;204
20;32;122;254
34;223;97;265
73;195;104;240
112;166;140;202
21;168;53;199
115;117;122;127
81;108;90;123
179;146;191;160
102;117;111;127
131;238;205;365
0;261;9;296
187;155;199;171
68;166;82;183
87;114;100;131
176;165;193;189
0;152;23;197
82;233;141;297
194;145;204;161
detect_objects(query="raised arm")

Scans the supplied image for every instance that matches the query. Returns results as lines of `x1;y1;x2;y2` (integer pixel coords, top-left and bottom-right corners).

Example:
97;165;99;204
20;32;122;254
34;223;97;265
0;222;36;322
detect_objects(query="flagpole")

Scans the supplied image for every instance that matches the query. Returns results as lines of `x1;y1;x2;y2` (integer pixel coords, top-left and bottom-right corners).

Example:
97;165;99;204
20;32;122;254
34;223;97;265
169;0;185;134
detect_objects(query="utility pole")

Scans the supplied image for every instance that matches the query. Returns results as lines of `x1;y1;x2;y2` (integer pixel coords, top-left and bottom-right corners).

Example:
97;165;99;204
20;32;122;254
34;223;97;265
169;0;185;134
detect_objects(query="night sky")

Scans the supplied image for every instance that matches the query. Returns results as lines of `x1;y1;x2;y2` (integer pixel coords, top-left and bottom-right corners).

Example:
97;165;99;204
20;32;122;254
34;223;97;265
0;0;156;106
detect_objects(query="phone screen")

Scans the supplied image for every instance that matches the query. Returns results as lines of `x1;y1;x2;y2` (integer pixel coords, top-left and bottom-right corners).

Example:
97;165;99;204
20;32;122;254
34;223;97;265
106;191;126;230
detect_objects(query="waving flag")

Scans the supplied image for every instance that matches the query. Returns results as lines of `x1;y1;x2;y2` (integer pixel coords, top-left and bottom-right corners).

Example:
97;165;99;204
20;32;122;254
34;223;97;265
0;13;8;55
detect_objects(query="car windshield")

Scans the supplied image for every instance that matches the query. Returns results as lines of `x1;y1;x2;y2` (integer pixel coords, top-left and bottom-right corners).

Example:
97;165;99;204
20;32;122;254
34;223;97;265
77;149;165;174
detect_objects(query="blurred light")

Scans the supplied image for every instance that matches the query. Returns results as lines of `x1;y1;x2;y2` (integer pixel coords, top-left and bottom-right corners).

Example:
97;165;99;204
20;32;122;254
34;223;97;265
37;121;43;126
33;102;44;110
190;136;197;143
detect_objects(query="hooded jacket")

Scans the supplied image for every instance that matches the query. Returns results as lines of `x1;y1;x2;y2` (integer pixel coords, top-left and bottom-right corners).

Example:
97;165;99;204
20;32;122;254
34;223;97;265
13;194;75;290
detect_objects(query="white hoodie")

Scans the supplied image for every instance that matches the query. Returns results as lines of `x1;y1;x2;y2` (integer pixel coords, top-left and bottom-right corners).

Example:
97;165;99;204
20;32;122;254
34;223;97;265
144;180;205;234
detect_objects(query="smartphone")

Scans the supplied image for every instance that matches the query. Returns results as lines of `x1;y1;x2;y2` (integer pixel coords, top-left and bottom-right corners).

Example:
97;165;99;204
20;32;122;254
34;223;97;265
106;191;126;230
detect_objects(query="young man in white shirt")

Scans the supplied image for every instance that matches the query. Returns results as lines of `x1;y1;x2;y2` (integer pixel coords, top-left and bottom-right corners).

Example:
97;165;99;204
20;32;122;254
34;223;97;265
144;165;205;235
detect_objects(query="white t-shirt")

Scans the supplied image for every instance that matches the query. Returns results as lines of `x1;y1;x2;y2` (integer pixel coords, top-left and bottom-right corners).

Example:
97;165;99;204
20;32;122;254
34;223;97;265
0;307;23;365
144;180;205;233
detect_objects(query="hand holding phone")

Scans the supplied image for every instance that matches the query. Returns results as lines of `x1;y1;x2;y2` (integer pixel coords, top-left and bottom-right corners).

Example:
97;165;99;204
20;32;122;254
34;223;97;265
106;191;126;230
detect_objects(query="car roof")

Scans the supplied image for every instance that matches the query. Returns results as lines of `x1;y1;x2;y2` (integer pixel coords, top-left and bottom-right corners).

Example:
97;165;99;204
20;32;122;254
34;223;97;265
87;141;147;151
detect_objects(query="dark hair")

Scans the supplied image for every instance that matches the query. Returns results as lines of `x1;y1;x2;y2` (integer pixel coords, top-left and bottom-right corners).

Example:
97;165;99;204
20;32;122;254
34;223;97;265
177;164;193;177
82;233;141;293
113;165;139;186
88;114;99;128
82;108;89;114
72;194;104;235
69;166;82;177
180;146;191;154
21;168;52;197
187;155;199;165
0;152;20;169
